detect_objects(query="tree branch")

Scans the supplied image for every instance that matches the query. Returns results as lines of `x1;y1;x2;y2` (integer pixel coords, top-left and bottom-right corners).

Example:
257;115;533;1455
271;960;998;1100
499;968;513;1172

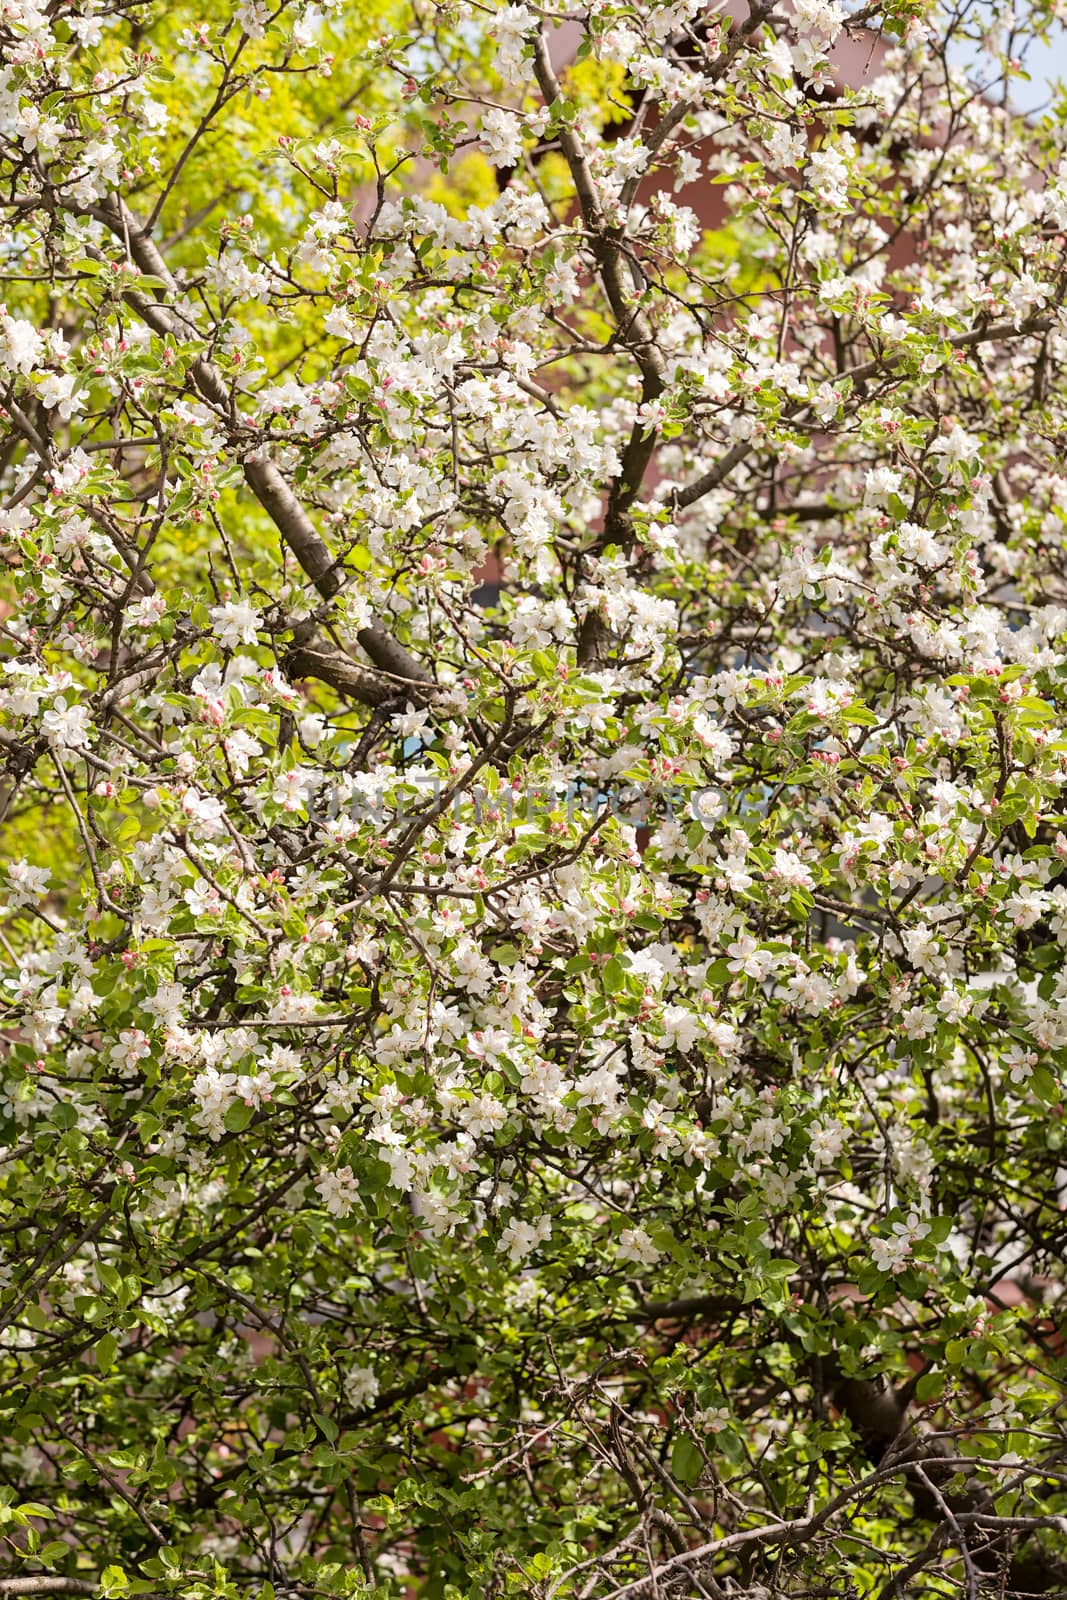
0;1582;102;1597
676;313;1055;511
285;642;431;707
77;197;433;694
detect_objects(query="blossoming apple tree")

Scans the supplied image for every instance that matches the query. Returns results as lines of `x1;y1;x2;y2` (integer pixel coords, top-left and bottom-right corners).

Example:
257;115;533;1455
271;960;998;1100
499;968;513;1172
3;0;1067;1593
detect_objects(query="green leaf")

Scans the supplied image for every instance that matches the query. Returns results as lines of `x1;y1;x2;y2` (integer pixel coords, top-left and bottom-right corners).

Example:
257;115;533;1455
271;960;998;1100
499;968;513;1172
223;1101;255;1133
1031;1065;1058;1104
313;1411;339;1443
670;1435;704;1486
915;1369;944;1403
602;957;625;993
95;1333;118;1373
98;1263;122;1297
